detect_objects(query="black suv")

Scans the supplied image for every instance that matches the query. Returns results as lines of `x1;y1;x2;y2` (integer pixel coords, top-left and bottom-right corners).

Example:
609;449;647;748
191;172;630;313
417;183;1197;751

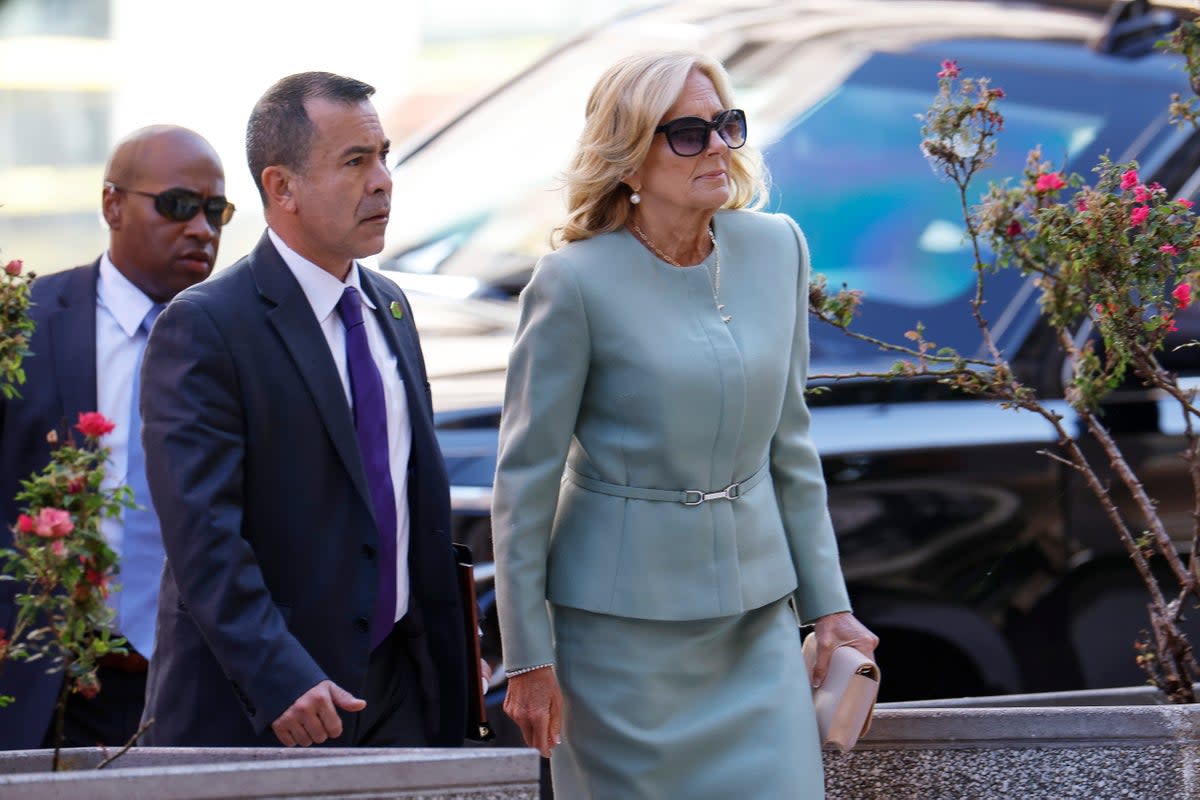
377;0;1200;708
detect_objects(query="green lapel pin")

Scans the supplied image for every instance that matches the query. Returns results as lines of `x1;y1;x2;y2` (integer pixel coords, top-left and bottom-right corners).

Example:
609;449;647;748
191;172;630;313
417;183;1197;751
389;300;404;320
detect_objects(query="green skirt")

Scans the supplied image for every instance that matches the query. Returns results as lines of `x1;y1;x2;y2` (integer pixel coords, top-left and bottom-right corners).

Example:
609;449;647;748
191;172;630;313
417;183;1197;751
550;596;825;799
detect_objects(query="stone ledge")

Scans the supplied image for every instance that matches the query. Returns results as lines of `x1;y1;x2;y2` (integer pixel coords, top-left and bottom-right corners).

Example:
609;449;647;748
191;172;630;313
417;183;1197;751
0;747;540;800
823;703;1200;800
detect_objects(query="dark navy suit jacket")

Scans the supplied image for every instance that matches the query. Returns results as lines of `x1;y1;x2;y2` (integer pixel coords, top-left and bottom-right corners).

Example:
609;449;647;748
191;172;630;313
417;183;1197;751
138;234;466;746
0;263;99;749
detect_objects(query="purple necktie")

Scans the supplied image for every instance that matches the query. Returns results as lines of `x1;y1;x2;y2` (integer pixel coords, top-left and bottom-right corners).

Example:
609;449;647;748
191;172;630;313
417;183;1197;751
337;286;398;650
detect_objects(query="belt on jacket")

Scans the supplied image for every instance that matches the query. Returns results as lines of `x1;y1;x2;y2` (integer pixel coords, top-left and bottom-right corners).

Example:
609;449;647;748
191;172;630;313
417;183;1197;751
564;460;770;506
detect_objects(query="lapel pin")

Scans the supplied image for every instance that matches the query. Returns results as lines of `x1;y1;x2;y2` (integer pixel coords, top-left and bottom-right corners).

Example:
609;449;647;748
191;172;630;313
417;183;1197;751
389;300;404;320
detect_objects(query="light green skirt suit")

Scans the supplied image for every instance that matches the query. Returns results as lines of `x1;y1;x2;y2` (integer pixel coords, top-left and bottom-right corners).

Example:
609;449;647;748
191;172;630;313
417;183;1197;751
492;209;852;799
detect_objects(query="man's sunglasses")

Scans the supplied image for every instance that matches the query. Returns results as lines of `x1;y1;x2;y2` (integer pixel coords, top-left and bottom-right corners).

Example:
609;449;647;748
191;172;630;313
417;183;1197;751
654;108;747;157
106;183;236;228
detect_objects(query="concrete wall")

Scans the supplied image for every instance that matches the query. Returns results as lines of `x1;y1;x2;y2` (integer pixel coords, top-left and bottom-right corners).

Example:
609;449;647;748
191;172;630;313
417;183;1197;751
824;705;1200;800
0;747;540;800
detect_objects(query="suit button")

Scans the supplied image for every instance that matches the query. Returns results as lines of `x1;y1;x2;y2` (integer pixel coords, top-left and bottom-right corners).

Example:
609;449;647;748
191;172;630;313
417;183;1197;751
354;617;369;633
362;544;376;560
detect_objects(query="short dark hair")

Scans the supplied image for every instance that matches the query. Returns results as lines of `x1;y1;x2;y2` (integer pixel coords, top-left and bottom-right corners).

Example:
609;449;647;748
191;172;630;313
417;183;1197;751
245;71;376;202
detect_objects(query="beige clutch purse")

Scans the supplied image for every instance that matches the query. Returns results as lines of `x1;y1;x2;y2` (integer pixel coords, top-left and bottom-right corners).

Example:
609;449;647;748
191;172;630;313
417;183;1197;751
801;634;881;752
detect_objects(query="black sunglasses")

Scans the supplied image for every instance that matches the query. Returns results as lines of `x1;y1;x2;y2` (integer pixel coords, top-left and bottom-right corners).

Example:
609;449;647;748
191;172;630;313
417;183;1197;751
654;109;747;157
106;183;236;228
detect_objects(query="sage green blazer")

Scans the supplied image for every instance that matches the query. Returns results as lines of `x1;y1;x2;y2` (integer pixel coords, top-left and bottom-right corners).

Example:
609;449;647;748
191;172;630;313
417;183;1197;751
492;209;852;670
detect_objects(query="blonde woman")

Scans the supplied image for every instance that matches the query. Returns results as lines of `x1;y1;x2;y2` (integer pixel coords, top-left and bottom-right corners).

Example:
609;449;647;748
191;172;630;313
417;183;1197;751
492;52;878;799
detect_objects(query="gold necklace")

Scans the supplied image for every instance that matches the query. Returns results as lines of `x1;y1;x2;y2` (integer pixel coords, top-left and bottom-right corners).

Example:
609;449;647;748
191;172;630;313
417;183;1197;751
629;221;730;323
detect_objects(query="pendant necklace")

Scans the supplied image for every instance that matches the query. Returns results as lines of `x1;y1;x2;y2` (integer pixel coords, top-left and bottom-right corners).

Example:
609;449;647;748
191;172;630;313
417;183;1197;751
629;221;730;323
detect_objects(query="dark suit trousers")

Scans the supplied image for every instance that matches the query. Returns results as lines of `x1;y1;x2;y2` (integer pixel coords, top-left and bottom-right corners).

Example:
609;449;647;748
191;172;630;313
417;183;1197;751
347;613;437;746
41;665;147;749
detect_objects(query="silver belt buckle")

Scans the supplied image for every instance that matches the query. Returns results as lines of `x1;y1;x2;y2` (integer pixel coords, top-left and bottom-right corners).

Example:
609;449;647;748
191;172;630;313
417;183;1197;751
682;480;742;506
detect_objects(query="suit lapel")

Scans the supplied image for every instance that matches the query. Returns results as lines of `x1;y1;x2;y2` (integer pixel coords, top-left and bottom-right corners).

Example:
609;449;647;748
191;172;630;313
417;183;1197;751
249;235;373;512
49;262;99;424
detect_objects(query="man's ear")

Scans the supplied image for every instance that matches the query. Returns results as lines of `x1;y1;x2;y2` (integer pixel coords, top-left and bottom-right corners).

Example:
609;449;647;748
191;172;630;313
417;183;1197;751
101;184;122;229
261;166;296;213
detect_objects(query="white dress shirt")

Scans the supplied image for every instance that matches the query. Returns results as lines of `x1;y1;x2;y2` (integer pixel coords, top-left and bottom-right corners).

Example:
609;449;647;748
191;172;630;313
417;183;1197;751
268;228;412;623
96;253;159;555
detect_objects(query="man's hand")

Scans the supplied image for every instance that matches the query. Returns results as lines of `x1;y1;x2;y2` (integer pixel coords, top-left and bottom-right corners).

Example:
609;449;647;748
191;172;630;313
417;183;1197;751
481;658;494;695
272;680;367;746
503;666;562;758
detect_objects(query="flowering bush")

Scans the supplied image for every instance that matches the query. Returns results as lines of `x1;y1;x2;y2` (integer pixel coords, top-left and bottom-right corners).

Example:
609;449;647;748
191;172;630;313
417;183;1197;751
811;50;1200;702
0;414;133;723
0;409;137;769
0;258;34;399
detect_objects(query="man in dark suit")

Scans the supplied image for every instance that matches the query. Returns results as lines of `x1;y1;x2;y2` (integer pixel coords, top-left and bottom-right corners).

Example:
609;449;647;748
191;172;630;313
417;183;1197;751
0;125;228;749
139;72;468;747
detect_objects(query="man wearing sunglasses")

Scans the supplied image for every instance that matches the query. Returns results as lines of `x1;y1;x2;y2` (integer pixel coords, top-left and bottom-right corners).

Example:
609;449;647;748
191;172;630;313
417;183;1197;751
0;124;229;749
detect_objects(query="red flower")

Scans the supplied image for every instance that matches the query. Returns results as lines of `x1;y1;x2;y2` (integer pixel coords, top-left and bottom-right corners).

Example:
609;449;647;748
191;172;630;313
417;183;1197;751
16;513;34;534
3;260;21;277
1173;283;1191;309
937;59;960;78
1121;169;1140;190
1131;206;1151;227
1178;199;1195;210
987;87;1005;99
33;508;73;539
1162;244;1181;257
1077;198;1088;212
66;476;85;494
1035;172;1066;192
76;676;99;700
1006;220;1022;237
1135;185;1152;203
75;411;115;439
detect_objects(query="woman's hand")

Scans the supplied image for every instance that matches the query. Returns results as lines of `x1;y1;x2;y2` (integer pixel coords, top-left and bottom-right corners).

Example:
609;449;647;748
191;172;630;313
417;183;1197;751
503;666;563;757
809;611;879;688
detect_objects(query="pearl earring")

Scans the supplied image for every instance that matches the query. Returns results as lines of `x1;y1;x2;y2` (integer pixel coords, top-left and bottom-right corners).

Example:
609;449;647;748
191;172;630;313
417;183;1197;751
630;191;641;205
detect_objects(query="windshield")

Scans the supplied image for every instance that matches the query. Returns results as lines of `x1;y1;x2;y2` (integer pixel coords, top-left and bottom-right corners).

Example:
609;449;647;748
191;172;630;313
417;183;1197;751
383;33;1191;369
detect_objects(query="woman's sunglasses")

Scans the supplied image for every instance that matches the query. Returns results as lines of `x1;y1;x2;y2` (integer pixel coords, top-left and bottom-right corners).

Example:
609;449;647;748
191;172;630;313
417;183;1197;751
654;109;747;157
106;183;236;228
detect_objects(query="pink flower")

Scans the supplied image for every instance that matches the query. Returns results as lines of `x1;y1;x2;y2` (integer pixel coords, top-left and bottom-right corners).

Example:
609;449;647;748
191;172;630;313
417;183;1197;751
938;59;960;78
1178;199;1195;210
4;260;21;277
33;508;73;539
1077;198;1088;212
75;411;115;439
1174;283;1191;309
16;514;34;534
1121;169;1139;190
50;540;66;557
1135;185;1152;203
1035;172;1066;192
1006;220;1022;237
1162;244;1181;256
1168;317;1180;333
988;87;1005;99
1131;206;1151;227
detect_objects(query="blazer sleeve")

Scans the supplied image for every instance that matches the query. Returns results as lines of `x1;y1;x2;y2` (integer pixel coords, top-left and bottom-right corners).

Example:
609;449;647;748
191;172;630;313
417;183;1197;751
771;214;853;623
141;297;326;732
492;252;590;671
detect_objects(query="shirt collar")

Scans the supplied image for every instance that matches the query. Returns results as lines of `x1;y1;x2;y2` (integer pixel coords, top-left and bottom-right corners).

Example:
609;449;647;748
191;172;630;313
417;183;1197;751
98;252;158;338
268;228;375;325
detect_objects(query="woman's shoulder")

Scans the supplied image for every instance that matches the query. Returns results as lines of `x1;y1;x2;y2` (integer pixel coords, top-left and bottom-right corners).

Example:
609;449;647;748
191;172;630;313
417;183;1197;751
717;209;808;260
533;229;628;282
717;208;802;237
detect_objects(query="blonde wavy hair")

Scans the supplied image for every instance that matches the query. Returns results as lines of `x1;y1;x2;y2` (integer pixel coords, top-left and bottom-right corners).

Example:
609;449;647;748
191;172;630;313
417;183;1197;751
553;52;769;247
